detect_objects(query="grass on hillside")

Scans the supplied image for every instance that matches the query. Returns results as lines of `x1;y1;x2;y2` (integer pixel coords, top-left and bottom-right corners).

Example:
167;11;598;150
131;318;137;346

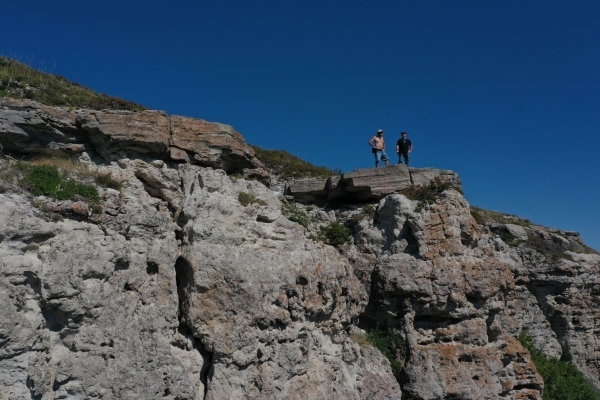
0;56;146;110
0;153;123;203
470;206;532;226
250;145;340;181
519;331;600;400
18;163;100;203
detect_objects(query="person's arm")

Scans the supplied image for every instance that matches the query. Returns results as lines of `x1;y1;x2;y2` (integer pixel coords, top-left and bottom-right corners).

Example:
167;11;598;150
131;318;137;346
396;141;400;153
409;142;413;153
369;137;376;148
383;140;386;151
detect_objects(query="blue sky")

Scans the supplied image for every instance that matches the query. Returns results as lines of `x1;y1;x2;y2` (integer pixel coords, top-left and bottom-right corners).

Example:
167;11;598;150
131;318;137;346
3;1;599;249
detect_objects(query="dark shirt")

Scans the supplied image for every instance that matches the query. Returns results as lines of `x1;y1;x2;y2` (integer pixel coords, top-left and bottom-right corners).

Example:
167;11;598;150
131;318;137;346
396;138;412;153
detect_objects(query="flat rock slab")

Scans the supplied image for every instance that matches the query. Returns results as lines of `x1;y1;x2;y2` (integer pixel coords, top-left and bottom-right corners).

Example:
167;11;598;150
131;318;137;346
342;164;411;200
285;165;462;203
287;179;329;203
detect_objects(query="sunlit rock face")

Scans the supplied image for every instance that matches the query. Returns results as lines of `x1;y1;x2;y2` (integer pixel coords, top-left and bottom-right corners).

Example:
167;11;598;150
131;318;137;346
354;192;543;399
0;158;400;399
0;97;268;181
1;99;599;399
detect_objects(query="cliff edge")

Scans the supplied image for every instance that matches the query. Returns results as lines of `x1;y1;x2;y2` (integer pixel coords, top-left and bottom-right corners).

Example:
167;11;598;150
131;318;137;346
0;99;598;399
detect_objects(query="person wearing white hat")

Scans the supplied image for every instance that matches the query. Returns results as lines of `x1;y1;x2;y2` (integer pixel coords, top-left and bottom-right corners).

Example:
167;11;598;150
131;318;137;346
369;129;389;168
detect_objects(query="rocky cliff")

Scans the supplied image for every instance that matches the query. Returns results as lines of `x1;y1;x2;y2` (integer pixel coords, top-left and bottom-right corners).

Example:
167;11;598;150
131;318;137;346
0;99;598;400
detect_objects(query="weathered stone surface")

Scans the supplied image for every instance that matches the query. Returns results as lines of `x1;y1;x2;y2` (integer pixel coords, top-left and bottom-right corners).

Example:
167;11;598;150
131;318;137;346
176;166;400;399
1;103;599;398
0;98;83;155
285;165;463;204
0;187;208;399
342;164;411;200
0;97;268;180
78;109;171;158
352;190;544;399
170;116;267;179
512;249;600;389
286;178;329;203
505;223;528;240
0;158;400;399
408;167;461;187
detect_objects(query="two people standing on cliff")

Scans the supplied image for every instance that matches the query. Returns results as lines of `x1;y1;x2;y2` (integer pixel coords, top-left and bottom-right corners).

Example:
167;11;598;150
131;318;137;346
369;130;413;168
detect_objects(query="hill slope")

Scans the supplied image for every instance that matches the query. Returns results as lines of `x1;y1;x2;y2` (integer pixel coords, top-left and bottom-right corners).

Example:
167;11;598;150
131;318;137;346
0;56;145;110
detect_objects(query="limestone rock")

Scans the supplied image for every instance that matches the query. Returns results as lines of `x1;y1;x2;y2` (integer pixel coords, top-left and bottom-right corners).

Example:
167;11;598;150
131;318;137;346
341;164;411;200
505;223;528;240
0;97;268;180
408;167;461;187
176;166;400;398
284;165;463;204
286;178;329;203
78;108;171;158
1;101;599;398
170;116;266;179
354;190;544;399
0;158;400;399
0;185;208;399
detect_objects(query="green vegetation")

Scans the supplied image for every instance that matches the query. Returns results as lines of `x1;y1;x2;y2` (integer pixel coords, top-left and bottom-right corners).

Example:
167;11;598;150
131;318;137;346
350;326;406;378
470;206;532;226
321;221;352;247
401;177;463;212
282;204;311;228
250;145;338;181
95;172;123;190
238;192;267;207
0;56;146;110
19;164;100;203
499;231;522;247
519;332;600;400
470;208;485;225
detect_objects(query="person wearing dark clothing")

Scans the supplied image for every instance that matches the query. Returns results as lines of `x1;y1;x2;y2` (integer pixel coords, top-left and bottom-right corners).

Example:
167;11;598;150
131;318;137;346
396;132;413;166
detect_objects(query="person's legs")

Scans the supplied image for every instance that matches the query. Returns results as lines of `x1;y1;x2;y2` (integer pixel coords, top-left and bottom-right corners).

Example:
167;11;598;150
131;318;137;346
375;151;381;167
399;152;409;165
381;151;389;166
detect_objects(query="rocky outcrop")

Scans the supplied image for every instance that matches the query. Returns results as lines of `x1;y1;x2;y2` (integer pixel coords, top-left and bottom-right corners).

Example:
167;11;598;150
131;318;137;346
285;165;461;204
512;250;600;389
1;99;599;399
352;192;544;399
0;157;400;399
0;98;268;181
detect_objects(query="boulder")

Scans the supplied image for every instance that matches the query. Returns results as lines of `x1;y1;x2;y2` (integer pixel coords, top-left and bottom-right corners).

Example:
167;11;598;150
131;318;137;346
505;223;528;240
551;233;571;249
